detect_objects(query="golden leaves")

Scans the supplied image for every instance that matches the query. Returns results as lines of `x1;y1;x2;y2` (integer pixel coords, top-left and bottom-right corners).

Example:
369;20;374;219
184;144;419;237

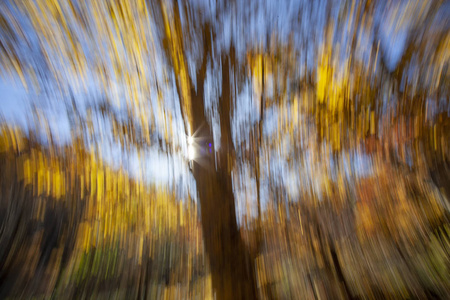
316;50;345;113
11;0;161;149
161;2;192;132
0;125;194;249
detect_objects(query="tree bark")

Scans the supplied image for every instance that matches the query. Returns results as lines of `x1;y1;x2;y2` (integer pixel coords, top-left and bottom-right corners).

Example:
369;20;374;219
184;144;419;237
189;50;258;300
159;1;259;295
192;161;258;300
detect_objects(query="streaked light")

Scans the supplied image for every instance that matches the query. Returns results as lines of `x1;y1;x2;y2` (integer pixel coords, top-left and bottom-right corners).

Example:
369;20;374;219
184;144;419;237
188;145;195;160
187;136;194;145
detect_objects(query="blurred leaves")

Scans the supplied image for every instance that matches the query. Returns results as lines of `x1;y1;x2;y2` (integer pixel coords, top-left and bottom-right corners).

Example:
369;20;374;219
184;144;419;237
0;127;211;299
0;0;449;299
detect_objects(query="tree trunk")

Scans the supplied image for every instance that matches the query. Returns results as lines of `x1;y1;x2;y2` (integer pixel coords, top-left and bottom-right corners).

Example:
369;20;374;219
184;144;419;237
188;52;258;299
192;163;258;300
161;0;259;293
